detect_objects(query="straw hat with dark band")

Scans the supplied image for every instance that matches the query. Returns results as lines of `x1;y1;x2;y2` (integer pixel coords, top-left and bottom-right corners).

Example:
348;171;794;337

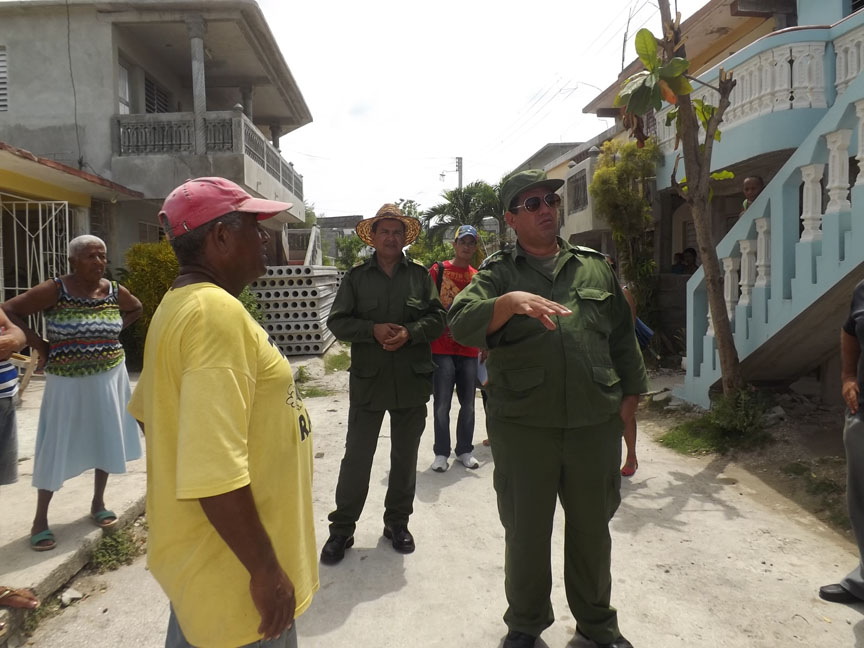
355;203;422;246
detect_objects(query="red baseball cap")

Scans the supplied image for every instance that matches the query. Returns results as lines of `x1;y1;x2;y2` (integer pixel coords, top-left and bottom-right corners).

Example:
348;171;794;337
158;177;294;238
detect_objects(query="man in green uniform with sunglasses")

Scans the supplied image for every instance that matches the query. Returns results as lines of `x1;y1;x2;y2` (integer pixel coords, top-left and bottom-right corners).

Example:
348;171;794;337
449;169;648;648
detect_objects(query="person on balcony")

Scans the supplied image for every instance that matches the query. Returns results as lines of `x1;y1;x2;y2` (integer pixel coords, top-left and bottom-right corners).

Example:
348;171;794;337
448;169;648;648
740;175;765;214
2;235;143;552
320;204;445;565
819;279;864;605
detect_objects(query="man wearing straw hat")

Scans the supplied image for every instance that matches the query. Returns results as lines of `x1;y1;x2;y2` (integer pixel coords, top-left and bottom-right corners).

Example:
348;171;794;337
321;203;445;565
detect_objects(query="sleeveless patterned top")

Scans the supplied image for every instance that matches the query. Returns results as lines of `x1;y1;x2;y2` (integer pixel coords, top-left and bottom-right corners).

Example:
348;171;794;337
44;277;125;377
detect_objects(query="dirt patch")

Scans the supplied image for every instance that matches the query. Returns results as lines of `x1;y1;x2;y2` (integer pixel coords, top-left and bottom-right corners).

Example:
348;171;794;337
640;391;852;537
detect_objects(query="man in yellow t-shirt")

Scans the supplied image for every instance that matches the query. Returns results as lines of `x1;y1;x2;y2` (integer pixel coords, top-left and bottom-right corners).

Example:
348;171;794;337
128;177;318;648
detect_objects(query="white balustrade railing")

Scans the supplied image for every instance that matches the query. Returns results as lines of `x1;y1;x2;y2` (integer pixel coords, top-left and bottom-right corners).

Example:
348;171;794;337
722;256;741;322
835;23;864;95
825;129;852;213
799;163;825;242
656;42;827;153
754;217;771;288
738;240;756;307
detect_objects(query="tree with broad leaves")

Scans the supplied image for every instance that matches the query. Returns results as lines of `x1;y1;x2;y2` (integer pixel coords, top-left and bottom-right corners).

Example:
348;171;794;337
421;180;502;243
615;0;743;398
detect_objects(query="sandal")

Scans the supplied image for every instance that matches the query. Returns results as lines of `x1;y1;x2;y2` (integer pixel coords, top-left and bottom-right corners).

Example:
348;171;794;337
90;509;118;529
29;529;56;552
621;461;638;477
0;587;39;609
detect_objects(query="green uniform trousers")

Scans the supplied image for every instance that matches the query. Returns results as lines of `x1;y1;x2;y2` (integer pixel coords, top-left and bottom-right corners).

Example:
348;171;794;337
489;415;623;642
328;404;427;536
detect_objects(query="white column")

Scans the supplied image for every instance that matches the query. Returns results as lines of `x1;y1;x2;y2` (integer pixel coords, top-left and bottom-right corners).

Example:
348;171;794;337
186;16;207;155
723;256;741;322
773;46;792;110
738;240;757;307
755;217;771;287
800;163;825;242
759;50;776;115
856;100;864;187
825;129;852;213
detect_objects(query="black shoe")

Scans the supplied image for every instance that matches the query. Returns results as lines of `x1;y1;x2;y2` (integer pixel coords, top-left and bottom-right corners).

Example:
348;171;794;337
576;628;634;648
819;583;862;603
383;524;415;553
320;534;353;564
503;630;536;648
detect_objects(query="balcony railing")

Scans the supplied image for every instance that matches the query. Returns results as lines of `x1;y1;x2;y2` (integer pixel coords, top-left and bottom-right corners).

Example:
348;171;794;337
115;109;303;199
654;19;864;161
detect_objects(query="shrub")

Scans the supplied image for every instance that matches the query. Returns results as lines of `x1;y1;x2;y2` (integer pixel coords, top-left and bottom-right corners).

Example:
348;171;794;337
119;240;262;367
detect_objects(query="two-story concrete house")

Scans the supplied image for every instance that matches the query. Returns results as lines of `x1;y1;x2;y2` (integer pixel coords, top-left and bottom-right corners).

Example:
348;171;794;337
0;0;310;289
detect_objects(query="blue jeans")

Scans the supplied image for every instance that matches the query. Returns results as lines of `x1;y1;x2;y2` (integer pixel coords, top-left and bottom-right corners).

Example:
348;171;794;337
165;606;298;648
432;354;477;457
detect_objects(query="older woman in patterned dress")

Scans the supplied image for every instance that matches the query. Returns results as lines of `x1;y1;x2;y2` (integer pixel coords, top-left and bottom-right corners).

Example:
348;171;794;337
2;235;143;550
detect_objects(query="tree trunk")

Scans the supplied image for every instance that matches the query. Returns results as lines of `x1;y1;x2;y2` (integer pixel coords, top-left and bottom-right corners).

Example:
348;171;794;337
658;0;744;397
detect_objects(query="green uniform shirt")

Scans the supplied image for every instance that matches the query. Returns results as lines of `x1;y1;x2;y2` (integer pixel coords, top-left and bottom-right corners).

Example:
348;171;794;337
327;253;446;411
448;238;648;428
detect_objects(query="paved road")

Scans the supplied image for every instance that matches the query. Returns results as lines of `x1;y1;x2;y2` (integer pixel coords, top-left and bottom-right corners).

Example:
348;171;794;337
25;378;864;648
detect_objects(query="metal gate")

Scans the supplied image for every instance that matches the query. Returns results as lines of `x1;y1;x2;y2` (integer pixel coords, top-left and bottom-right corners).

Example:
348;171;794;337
0;191;70;333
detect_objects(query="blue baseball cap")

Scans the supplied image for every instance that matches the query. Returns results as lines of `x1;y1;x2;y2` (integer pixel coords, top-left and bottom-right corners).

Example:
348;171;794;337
454;225;478;241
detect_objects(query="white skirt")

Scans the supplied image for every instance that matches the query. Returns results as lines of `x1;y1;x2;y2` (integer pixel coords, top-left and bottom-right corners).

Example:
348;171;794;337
32;363;142;492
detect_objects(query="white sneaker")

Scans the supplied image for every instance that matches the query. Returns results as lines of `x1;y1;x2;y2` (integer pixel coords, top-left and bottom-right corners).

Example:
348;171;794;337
432;455;449;472
457;453;479;469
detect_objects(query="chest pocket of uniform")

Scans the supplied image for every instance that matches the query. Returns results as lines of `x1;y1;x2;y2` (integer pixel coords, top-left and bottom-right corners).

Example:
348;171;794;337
404;297;426;322
575;287;612;334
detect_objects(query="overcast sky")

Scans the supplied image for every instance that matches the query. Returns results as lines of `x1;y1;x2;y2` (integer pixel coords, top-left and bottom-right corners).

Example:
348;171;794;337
260;0;705;218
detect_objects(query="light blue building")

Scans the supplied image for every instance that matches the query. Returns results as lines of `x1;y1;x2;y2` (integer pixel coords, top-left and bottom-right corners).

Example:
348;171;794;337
582;0;864;407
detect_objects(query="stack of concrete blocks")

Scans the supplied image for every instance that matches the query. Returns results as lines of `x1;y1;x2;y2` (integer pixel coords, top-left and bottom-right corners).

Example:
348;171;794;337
251;265;338;356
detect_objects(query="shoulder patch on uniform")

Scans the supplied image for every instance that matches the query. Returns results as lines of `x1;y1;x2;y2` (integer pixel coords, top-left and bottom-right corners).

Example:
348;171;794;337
572;245;606;258
409;257;427;268
351;259;366;268
478;249;507;270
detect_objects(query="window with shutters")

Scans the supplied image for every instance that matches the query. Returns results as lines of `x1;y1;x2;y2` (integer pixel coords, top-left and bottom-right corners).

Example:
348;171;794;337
567;170;588;214
118;62;130;114
138;221;164;243
144;76;169;114
0;46;8;112
853;0;864;13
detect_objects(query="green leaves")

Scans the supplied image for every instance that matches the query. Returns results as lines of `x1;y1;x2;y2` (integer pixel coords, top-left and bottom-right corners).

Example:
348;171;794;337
635;29;659;69
660;57;689;78
710;170;735;181
616;29;691;118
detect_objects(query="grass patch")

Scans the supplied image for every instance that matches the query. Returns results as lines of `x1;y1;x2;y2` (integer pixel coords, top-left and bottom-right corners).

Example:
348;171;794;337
781;461;809;476
21;592;62;635
89;527;144;573
325;350;350;373
299;386;332;399
659;388;773;454
806;477;844;496
294;366;312;384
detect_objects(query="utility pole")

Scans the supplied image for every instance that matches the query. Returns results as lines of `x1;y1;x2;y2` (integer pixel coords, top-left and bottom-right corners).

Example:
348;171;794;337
456;156;463;189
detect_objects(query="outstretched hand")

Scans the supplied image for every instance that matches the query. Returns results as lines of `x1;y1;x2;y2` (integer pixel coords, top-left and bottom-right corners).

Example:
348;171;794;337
503;291;572;331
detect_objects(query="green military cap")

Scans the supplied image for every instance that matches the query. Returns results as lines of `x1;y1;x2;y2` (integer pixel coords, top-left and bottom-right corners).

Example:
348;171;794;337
500;169;565;214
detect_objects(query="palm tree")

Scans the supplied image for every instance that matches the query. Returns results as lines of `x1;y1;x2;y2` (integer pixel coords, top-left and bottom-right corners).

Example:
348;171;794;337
422;180;501;242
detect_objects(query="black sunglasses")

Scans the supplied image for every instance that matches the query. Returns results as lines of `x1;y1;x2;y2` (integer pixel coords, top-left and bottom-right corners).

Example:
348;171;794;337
512;193;561;213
